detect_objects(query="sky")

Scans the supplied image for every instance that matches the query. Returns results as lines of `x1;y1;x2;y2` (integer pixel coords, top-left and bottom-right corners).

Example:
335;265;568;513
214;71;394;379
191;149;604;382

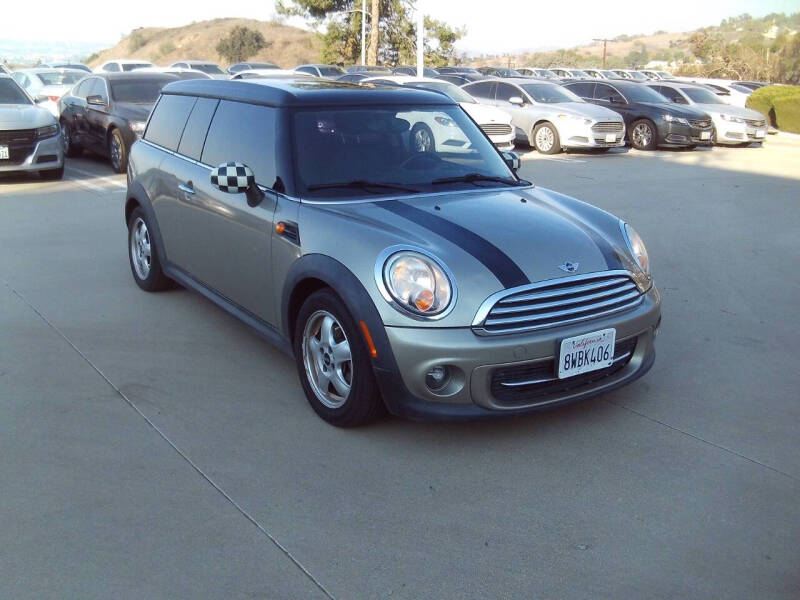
2;0;799;54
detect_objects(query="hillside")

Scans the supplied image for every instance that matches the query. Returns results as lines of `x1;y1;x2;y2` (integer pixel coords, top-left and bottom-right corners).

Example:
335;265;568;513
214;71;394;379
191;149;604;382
87;18;322;69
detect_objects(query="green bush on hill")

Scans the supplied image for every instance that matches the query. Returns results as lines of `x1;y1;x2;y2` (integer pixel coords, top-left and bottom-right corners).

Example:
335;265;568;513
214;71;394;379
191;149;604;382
746;85;800;133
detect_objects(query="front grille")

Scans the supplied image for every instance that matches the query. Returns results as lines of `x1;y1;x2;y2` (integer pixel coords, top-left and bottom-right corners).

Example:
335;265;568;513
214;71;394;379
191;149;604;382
0;129;37;143
745;118;766;127
1;143;36;165
690;119;712;129
490;337;637;406
473;271;644;335
480;123;513;136
591;122;624;133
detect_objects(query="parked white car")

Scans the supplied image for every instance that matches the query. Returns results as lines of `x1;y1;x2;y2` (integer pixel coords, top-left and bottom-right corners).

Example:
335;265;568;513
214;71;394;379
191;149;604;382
230;69;316;80
361;75;516;150
96;59;154;73
11;68;86;117
551;68;590;79
645;81;767;145
674;77;752;107
170;60;228;79
463;78;626;154
0;74;64;179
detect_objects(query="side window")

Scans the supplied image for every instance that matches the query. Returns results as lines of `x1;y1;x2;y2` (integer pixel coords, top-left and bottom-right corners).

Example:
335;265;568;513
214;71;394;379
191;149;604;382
495;83;520;103
105;63;120;72
177;97;218;160
465;81;495;100
567;81;594;98
175;63;187;69
86;78;108;103
594;83;617;102
201;101;277;188
665;88;687;104
144;94;197;151
296;66;314;75
73;78;93;98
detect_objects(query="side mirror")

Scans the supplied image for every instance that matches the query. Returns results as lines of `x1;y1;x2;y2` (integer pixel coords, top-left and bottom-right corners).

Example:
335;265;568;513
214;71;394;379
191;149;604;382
86;94;106;106
501;151;520;173
34;95;48;104
508;96;524;106
210;162;265;207
609;94;624;104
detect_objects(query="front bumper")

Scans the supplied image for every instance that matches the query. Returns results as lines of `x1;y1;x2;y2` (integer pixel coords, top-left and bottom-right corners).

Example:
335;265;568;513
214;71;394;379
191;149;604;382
561;120;626;149
712;116;767;145
0;133;64;173
377;285;661;420
658;121;713;147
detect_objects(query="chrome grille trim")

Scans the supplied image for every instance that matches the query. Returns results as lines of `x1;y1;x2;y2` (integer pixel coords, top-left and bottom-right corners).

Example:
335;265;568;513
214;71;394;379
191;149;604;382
690;119;712;129
591;121;624;133
472;270;644;336
744;118;766;127
480;123;513;136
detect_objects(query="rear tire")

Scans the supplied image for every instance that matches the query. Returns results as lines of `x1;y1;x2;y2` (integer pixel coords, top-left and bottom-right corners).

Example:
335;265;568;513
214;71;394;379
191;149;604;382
630;119;657;150
127;207;170;292
294;288;385;427
532;122;560;154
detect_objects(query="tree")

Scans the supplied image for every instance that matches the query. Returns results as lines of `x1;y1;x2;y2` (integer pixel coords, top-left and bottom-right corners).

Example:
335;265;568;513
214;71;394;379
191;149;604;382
216;26;267;64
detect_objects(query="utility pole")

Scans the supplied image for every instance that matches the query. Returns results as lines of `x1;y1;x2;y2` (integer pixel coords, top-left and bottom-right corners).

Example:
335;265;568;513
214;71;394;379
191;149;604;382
593;38;613;68
361;0;366;66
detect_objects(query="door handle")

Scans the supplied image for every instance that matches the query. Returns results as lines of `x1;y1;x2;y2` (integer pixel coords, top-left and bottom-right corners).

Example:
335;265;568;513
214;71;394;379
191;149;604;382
178;182;195;195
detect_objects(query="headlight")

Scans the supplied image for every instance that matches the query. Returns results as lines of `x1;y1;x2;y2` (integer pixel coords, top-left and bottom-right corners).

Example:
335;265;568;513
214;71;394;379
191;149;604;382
622;222;650;278
35;124;59;139
130;121;146;135
434;116;456;127
720;114;744;123
663;114;689;125
379;249;454;317
557;113;583;121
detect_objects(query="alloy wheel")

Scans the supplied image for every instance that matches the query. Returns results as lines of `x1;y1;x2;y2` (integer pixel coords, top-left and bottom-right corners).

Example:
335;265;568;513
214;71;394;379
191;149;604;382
632;123;653;148
302;310;353;409
61;123;70;154
130;217;152;280
110;134;121;171
535;126;555;151
413;128;433;153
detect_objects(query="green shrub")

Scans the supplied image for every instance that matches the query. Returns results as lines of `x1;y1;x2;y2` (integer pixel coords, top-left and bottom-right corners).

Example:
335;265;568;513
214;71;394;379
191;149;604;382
772;95;800;134
746;85;800;128
129;32;147;52
159;41;176;56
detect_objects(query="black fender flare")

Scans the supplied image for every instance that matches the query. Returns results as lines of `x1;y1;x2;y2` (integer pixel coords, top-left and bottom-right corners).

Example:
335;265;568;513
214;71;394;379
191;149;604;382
281;254;409;414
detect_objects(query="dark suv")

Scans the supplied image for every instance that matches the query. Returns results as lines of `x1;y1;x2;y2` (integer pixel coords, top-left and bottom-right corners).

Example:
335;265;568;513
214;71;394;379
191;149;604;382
562;79;714;150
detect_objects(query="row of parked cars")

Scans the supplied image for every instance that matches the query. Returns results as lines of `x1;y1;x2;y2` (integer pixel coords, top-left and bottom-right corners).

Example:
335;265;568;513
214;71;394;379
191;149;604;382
0;56;772;180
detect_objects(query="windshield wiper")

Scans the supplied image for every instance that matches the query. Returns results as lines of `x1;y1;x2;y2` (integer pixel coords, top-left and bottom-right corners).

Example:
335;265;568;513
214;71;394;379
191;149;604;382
431;173;523;186
306;180;419;194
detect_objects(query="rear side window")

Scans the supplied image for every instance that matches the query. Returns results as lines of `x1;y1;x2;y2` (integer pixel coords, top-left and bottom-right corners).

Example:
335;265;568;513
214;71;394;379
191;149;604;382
567;81;594;98
105;63;120;72
495;83;520;103
201;100;277;188
177;97;219;160
594;83;618;102
465;81;495;100
145;94;196;151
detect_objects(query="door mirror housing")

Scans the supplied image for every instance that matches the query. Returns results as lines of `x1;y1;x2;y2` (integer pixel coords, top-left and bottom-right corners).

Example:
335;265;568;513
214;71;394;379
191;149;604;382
86;94;106;107
501;151;520;173
210;162;265;207
609;94;625;104
508;96;524;106
34;95;48;104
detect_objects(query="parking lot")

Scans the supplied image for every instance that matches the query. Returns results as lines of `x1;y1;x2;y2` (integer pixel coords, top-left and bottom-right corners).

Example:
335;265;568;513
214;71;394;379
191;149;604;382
1;137;799;599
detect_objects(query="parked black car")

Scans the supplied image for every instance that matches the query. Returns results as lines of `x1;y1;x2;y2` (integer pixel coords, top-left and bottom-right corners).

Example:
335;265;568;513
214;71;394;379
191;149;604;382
392;66;439;77
434;72;489;86
436;66;482;75
336;73;378;83
561;79;714;150
58;72;177;172
477;66;524;78
228;62;279;75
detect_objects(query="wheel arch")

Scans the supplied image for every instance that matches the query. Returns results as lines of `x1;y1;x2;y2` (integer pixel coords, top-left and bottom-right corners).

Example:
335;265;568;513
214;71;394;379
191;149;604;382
125;182;168;267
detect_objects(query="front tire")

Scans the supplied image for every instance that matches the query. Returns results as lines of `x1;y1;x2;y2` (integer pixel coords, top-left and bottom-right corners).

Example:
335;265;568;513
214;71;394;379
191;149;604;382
630;119;657;150
61;120;81;158
128;207;170;292
532;122;560;154
410;123;434;153
294;288;385;427
109;128;128;174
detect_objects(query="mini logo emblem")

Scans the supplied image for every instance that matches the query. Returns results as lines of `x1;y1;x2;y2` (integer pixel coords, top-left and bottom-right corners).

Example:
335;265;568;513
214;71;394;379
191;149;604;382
559;262;579;273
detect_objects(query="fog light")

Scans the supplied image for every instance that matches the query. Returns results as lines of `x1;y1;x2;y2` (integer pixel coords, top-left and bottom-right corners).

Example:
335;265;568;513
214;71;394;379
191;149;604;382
425;365;450;392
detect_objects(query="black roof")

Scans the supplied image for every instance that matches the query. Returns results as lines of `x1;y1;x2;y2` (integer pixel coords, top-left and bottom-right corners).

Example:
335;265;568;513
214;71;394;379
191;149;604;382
561;78;646;90
94;72;179;83
161;78;455;107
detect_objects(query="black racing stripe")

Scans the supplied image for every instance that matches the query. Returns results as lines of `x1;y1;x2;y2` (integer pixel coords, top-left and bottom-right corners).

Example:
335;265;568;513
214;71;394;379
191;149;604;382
379;200;530;289
533;197;624;270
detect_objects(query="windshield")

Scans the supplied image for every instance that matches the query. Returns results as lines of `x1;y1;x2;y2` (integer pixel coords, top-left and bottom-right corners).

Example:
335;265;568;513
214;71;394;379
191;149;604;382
37;71;84;86
121;63;152;72
0;79;31;104
192;63;225;74
682;87;725;104
111;80;169;103
293;105;518;199
521;83;582;103
622;84;669;103
319;66;345;77
570;70;589;78
627;71;648;81
536;69;557;78
405;81;475;103
657;71;673;79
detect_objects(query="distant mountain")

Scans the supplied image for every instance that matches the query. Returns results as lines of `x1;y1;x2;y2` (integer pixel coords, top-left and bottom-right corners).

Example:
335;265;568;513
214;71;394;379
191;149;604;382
85;18;321;69
1;39;109;65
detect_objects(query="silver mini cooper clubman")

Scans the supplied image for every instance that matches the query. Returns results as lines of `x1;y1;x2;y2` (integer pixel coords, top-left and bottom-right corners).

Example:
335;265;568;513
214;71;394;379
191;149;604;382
125;78;661;426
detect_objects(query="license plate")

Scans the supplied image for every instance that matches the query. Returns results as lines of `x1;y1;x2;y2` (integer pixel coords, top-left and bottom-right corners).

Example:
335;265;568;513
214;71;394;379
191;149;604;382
0;145;8;160
605;133;616;142
558;328;616;379
755;130;765;138
700;131;711;140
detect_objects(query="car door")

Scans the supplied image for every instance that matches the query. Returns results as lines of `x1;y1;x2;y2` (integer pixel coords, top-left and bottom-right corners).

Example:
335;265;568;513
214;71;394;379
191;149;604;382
494;82;532;142
594;83;632;126
70;77;97;142
185;100;279;322
463;81;496;104
85;78;110;153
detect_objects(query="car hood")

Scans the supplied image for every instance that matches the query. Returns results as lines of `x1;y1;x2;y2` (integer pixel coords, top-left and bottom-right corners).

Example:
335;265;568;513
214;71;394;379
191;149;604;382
553;101;623;121
460;102;512;125
693;103;765;121
114;102;154;122
641;102;710;119
0;103;56;128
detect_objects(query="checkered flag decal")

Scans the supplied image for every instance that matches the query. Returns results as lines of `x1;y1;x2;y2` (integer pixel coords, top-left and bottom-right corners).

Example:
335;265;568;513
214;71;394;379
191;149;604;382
211;162;255;193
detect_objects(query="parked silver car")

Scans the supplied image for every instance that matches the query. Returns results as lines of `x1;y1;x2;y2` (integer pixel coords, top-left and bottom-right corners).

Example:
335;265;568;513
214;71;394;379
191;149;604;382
463;78;626;154
12;68;86;117
170;60;228;79
0;74;64;179
125;78;660;426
